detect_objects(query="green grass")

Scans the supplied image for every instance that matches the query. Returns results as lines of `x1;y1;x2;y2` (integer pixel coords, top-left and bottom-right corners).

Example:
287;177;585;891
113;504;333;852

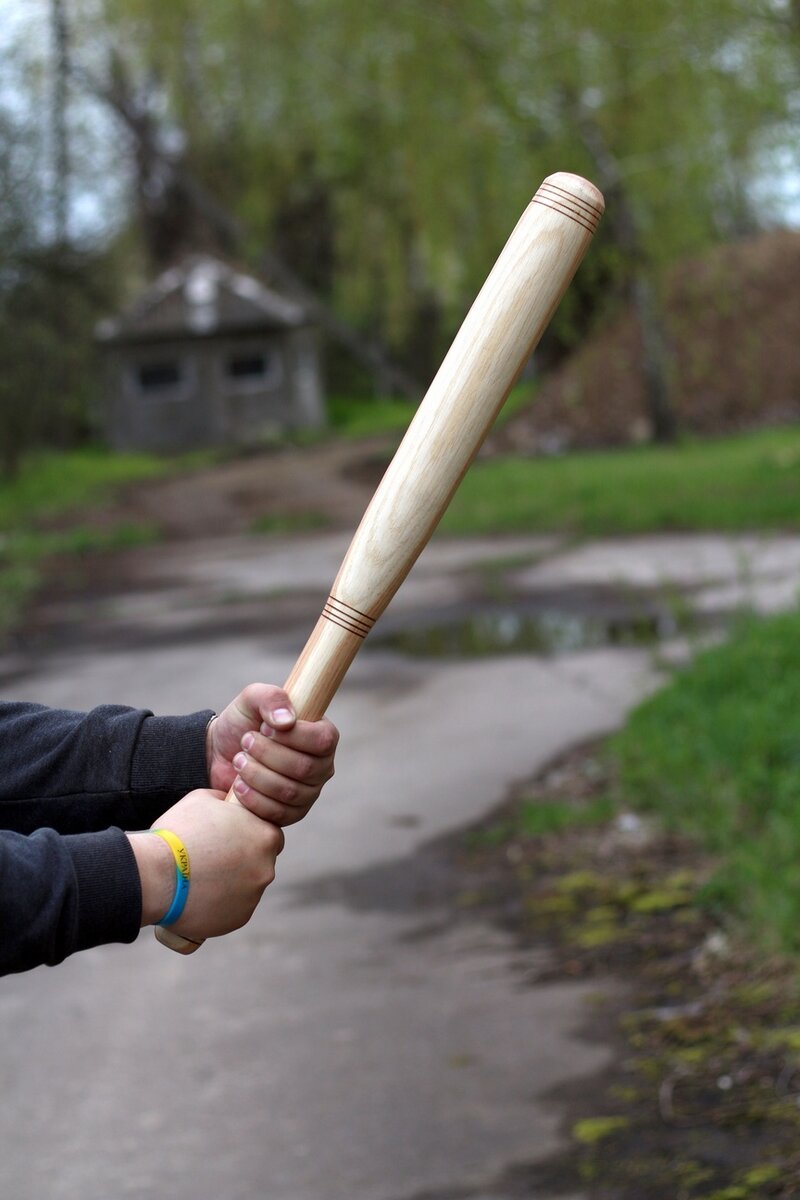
0;447;167;531
440;426;800;535
327;384;536;442
0;448;169;637
328;395;418;439
467;794;615;847
611;609;800;952
518;795;616;836
249;511;330;535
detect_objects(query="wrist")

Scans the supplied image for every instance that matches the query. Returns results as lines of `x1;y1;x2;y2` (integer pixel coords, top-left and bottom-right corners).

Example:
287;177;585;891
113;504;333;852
127;832;175;927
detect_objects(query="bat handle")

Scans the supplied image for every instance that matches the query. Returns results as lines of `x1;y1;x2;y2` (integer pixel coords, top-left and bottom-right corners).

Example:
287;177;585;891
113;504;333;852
155;615;365;953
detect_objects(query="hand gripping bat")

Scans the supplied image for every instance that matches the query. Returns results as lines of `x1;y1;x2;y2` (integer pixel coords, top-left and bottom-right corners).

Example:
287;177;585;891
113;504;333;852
156;172;604;954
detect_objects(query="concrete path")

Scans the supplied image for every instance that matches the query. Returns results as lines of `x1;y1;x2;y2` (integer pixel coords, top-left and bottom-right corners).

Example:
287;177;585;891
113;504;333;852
2;530;799;1200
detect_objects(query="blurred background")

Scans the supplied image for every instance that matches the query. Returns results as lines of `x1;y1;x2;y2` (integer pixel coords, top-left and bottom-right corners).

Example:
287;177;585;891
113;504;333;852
4;4;800;1197
1;0;799;466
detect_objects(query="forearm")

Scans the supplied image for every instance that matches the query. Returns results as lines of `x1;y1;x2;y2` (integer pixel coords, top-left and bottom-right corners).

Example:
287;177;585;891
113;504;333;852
0;826;142;977
0;702;213;835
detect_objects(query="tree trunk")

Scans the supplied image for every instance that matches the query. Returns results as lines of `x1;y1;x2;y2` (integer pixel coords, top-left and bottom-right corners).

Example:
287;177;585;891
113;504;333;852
577;114;678;443
50;0;70;246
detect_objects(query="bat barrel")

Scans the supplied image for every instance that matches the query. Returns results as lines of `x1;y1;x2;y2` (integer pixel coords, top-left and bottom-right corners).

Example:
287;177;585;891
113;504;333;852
284;173;604;723
157;172;604;954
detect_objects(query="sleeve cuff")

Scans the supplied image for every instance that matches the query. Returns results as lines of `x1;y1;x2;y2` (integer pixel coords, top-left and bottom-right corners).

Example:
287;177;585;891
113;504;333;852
130;710;213;795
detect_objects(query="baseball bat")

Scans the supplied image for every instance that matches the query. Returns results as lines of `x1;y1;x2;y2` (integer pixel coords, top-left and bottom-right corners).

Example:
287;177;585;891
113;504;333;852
156;171;604;954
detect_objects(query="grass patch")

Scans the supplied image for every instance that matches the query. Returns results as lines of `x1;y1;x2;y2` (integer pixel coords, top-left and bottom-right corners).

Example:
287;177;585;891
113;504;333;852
0;447;166;531
249;511;331;536
466;794;614;847
518;795;616;836
0;448;169;638
328;395;418;439
441;426;800;535
611;607;800;952
328;384;534;442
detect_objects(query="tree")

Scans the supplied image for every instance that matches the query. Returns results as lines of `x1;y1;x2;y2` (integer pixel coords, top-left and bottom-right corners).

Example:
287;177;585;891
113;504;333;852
6;0;798;436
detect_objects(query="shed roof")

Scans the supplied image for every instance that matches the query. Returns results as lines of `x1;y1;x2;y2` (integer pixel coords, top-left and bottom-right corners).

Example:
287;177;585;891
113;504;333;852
95;255;310;345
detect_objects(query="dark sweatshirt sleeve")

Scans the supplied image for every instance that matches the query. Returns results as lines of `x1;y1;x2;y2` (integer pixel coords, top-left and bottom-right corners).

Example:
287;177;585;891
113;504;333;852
0;702;213;833
0;701;213;976
0;827;141;975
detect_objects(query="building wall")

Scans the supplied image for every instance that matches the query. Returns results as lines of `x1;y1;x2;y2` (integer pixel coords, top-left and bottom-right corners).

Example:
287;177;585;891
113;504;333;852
285;328;326;430
105;329;324;452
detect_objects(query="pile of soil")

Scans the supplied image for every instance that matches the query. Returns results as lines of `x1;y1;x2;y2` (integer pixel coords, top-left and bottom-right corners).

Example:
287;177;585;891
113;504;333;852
493;229;800;454
64;437;390;543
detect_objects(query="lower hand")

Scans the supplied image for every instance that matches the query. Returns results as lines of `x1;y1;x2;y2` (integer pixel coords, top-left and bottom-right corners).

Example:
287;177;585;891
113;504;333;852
128;789;285;939
206;683;338;826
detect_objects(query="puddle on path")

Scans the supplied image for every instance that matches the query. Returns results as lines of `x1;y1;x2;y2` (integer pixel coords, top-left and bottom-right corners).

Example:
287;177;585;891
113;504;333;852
370;589;716;660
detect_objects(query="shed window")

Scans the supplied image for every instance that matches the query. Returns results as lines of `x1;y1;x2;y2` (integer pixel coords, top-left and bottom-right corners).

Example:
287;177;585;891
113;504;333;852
226;353;269;380
137;361;183;391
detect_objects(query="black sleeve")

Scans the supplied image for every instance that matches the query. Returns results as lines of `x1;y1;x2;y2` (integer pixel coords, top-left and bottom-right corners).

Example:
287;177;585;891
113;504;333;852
0;701;213;834
0;827;141;976
0;701;213;976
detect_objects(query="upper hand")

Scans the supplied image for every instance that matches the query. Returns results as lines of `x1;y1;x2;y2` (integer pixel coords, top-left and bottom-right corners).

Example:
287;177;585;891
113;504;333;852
206;683;339;826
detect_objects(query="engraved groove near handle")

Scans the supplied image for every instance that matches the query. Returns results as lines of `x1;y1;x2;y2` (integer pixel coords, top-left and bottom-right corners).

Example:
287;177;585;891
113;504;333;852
156;171;604;955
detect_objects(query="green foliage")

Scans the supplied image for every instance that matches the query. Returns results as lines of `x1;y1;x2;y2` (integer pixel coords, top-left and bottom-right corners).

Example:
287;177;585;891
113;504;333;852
611;608;800;950
440;426;800;535
76;0;797;374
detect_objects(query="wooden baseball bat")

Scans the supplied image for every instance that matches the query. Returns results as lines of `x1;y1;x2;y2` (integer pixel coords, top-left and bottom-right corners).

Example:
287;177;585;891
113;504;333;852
156;171;603;954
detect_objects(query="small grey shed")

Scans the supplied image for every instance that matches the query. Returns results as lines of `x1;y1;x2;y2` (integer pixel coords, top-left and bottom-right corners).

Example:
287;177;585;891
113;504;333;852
96;256;325;452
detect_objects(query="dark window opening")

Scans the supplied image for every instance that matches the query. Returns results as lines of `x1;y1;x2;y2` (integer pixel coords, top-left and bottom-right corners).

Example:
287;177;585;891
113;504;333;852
226;353;269;380
138;361;182;390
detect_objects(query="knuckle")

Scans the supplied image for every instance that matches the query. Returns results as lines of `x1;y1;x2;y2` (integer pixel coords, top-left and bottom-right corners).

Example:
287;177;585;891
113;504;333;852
280;781;298;805
316;724;338;755
294;755;315;782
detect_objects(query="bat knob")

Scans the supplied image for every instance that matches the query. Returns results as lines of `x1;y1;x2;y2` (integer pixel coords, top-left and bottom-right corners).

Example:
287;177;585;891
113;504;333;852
154;925;204;954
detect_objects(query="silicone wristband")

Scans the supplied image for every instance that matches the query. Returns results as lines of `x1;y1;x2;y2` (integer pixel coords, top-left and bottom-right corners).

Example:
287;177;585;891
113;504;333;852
151;829;191;926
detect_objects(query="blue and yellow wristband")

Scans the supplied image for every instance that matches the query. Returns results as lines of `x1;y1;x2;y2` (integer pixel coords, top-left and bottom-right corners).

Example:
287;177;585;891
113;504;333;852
151;829;191;926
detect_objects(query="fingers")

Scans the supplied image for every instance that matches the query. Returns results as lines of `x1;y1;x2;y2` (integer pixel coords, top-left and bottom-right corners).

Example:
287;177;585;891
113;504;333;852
230;720;338;826
238;682;296;732
208;682;300;792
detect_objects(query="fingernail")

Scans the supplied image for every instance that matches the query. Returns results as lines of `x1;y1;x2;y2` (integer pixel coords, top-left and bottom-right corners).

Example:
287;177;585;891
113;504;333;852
234;776;249;796
259;723;274;738
241;732;255;751
232;752;247;771
271;708;294;726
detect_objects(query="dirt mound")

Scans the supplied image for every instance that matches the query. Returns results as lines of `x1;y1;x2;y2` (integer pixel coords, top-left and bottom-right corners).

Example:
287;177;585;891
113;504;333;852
494;229;800;453
94;437;391;541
